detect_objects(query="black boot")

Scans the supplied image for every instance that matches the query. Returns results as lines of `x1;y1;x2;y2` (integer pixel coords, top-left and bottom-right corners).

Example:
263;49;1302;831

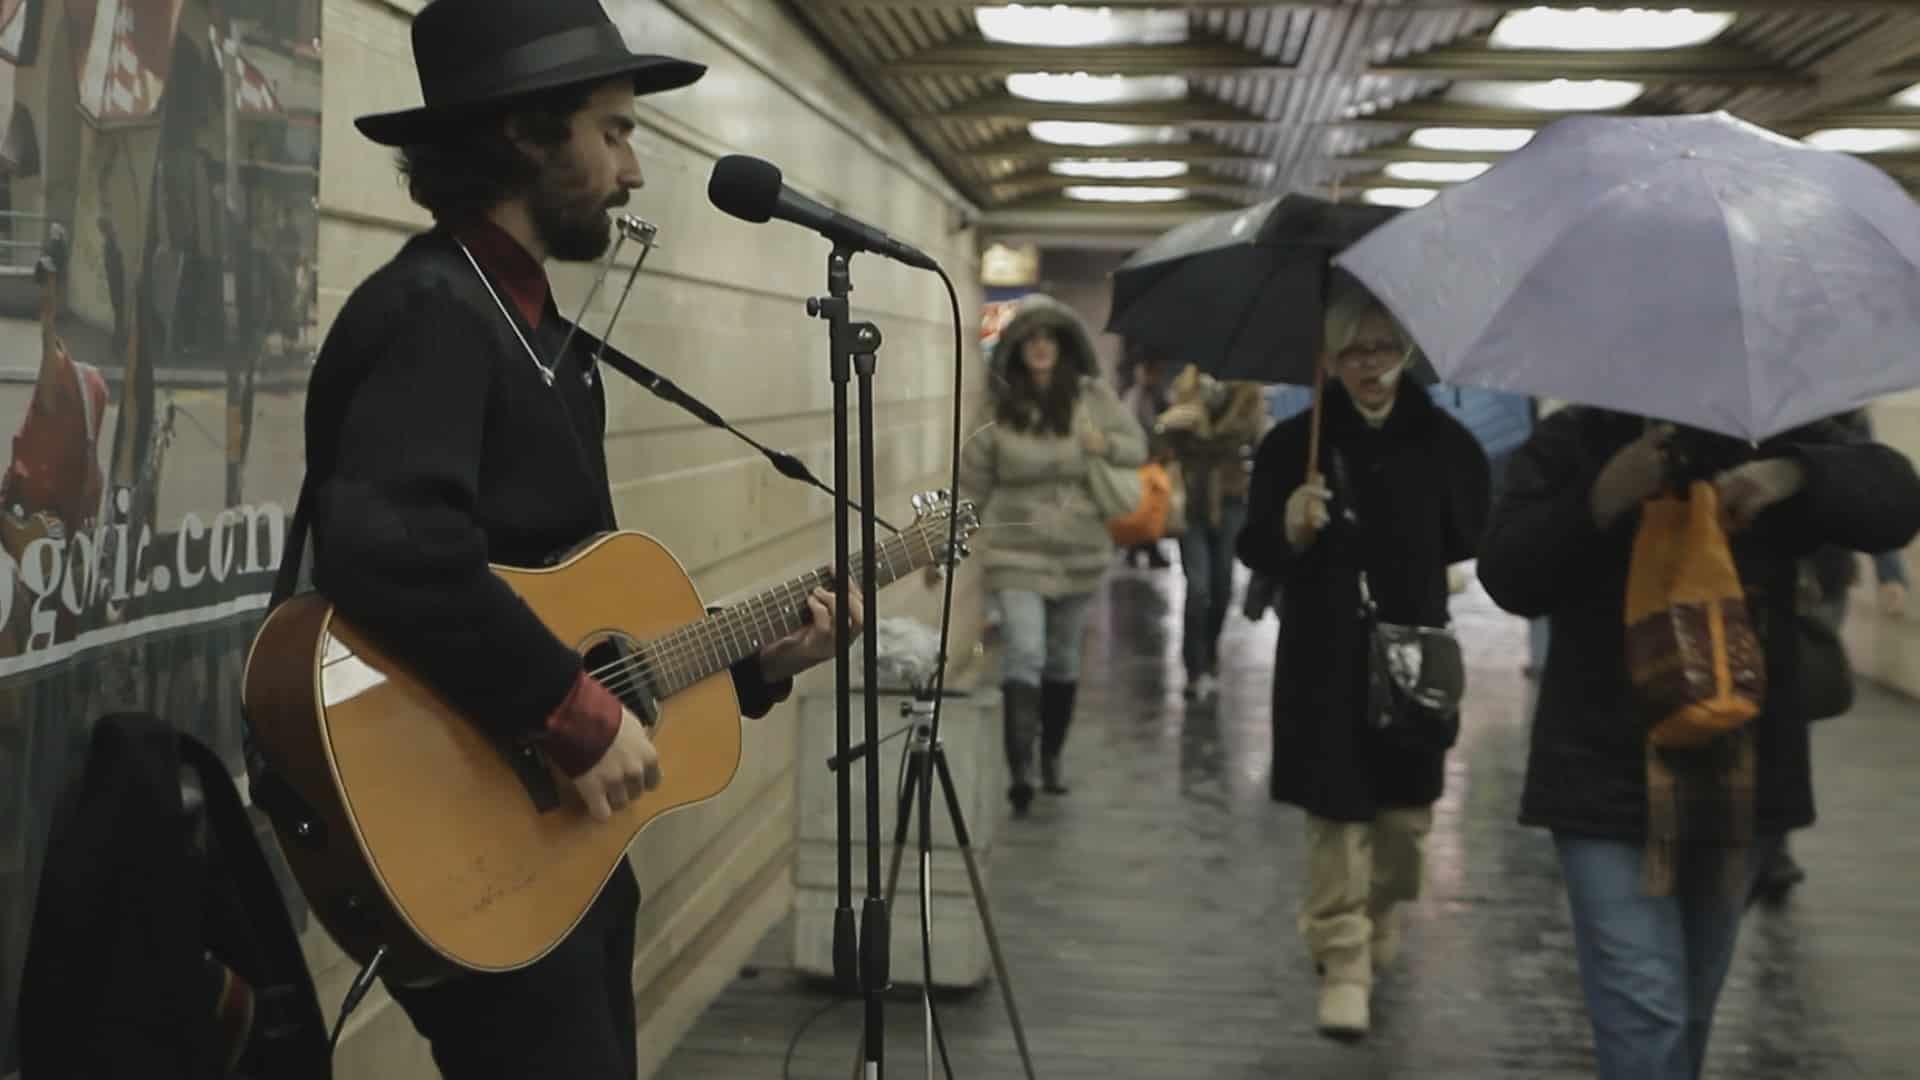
1751;838;1807;906
1002;683;1041;816
1040;679;1077;795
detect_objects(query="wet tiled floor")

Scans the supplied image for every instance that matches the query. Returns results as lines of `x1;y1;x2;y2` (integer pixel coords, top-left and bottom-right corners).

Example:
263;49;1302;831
660;562;1920;1079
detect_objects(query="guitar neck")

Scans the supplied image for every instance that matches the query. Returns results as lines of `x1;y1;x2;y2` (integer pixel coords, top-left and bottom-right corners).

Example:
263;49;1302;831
640;528;937;698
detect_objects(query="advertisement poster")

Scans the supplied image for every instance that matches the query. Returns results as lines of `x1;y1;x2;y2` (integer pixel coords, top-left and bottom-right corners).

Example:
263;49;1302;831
0;1;319;1069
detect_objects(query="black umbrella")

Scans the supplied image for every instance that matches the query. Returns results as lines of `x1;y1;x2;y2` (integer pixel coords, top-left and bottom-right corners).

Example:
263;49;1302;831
1106;193;1408;386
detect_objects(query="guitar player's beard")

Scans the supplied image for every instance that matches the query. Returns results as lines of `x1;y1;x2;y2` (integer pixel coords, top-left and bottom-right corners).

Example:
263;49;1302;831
529;162;627;263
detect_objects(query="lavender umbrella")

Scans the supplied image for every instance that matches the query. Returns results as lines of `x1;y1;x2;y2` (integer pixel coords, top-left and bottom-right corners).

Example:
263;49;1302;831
1333;111;1920;441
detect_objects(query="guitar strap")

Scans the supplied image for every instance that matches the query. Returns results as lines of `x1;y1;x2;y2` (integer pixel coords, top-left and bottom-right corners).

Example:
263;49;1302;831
268;476;312;613
575;324;896;529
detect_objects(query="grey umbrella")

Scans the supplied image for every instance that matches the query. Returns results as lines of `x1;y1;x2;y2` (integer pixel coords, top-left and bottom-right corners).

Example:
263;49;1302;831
1333;111;1920;441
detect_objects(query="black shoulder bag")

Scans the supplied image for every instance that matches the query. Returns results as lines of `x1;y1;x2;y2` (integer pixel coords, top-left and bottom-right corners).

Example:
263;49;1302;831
1328;448;1466;755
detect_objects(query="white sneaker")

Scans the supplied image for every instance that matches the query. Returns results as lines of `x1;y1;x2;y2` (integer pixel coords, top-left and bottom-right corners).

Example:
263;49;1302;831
1187;673;1217;700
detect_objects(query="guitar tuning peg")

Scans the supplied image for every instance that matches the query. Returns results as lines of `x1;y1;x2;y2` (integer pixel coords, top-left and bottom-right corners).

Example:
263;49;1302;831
911;493;926;514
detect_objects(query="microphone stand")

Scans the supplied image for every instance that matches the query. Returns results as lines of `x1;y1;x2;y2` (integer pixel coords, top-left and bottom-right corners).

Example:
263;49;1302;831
807;243;889;1079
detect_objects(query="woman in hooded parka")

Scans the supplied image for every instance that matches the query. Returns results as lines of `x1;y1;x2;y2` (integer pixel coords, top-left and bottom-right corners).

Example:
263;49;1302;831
963;295;1146;816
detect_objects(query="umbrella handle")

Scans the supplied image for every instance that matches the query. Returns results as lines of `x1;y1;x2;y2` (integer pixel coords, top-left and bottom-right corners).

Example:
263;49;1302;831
1306;351;1327;484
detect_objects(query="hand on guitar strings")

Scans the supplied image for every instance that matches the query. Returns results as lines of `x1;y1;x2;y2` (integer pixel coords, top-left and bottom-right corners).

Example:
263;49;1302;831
757;585;866;682
572;706;664;823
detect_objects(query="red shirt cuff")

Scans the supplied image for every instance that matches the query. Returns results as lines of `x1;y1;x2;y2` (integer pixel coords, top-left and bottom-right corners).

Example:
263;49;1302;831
541;670;623;777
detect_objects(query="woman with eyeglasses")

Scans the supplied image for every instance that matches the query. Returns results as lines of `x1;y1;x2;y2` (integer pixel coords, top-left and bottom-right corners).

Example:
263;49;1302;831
1237;287;1491;1040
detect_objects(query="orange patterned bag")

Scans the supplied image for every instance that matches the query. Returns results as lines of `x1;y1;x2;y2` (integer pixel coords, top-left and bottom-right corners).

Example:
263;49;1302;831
1105;462;1174;547
1623;480;1766;749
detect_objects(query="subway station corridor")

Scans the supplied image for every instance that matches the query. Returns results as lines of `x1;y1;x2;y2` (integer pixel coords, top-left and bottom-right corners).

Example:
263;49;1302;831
665;562;1920;1079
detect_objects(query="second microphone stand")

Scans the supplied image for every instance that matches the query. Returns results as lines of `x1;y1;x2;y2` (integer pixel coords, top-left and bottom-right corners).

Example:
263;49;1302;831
807;241;890;1078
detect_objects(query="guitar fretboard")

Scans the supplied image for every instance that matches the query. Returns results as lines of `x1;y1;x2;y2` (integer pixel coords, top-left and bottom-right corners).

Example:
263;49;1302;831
635;523;942;698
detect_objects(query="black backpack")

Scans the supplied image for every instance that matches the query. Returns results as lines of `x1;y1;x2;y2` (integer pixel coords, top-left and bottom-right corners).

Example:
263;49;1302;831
16;712;330;1078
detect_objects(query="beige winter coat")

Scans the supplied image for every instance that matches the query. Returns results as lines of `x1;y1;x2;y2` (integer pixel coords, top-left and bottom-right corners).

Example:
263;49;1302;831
962;375;1147;596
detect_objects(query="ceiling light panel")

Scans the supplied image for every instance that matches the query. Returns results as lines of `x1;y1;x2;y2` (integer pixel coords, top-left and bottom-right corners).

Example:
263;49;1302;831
1362;188;1438;208
1049;159;1191;179
1008;73;1189;105
1447;78;1644;112
1384;161;1491;183
1064;185;1190;203
1030;121;1187;146
977;6;1188;47
1488;7;1735;51
1409;127;1535;153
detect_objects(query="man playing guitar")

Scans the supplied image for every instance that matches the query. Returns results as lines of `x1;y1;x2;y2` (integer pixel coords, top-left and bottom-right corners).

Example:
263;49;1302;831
280;2;861;1074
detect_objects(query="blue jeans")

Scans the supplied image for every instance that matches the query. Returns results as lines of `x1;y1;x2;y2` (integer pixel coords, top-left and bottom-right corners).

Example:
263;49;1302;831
1554;833;1777;1080
1177;497;1246;679
994;589;1092;688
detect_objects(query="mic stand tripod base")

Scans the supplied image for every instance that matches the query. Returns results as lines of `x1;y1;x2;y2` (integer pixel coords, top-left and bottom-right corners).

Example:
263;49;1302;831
850;696;1040;1080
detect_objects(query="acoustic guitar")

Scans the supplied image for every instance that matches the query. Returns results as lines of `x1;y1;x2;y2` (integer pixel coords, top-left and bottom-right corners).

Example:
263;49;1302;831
241;491;977;983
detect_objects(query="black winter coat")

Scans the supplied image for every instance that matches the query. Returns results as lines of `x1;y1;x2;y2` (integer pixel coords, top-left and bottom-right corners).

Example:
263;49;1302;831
1238;380;1491;821
1479;408;1920;843
299;227;788;741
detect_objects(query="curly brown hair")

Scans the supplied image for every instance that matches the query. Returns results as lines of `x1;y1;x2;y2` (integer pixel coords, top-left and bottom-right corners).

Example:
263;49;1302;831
394;79;614;222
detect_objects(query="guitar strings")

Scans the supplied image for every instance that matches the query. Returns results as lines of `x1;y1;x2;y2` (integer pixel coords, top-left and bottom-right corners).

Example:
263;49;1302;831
583;573;825;697
588;511;998;696
580;426;998;701
579;520;951;697
589;526;928;694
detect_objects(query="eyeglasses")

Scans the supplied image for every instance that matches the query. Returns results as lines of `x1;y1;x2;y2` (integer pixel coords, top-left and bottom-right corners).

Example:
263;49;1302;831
1333;341;1405;370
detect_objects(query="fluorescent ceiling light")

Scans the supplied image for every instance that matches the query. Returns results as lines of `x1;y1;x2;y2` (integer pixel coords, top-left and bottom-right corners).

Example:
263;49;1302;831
1362;188;1437;208
1049;159;1190;179
1030;120;1186;146
1384;161;1490;183
977;5;1188;47
1008;73;1188;105
1447;78;1644;112
1803;128;1920;154
1409;127;1535;152
1489;7;1734;51
1892;82;1920;108
1064;185;1189;203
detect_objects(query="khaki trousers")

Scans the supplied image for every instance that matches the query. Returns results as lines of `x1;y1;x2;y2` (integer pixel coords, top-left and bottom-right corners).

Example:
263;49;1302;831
1299;807;1434;986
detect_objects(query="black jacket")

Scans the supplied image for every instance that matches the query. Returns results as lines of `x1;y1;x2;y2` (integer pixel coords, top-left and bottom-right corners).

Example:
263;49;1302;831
300;227;788;742
1238;381;1491;821
1479;408;1920;843
19;714;329;1079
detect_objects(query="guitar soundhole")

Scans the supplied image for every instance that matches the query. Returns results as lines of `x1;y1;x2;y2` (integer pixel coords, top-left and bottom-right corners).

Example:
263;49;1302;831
579;632;658;730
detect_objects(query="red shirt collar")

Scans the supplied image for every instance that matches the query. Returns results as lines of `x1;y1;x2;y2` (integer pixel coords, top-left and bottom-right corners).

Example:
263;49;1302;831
451;215;550;329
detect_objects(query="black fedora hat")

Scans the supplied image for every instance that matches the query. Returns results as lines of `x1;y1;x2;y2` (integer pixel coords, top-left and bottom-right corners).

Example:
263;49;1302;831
355;0;706;147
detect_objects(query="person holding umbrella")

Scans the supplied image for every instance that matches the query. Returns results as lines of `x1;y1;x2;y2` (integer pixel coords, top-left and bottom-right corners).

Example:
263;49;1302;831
1236;288;1490;1040
1476;410;1920;1079
1329;108;1920;1077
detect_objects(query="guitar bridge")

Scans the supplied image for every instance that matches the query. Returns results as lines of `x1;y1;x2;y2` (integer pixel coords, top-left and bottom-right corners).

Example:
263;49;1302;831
507;739;562;813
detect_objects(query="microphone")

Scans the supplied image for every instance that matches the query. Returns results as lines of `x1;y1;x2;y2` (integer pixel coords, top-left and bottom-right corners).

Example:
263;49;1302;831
707;154;939;272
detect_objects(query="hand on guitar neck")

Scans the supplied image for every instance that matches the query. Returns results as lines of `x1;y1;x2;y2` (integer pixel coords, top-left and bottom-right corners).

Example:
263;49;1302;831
570;583;863;822
756;583;865;682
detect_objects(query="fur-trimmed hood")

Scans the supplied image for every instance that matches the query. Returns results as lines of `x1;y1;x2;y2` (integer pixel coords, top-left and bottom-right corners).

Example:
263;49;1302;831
990;293;1101;389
